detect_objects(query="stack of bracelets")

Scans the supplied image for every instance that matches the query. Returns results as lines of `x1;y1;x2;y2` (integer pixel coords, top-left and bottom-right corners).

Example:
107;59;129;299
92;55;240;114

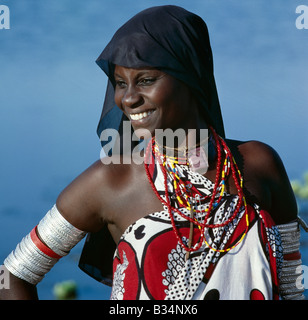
277;219;307;299
4;205;86;285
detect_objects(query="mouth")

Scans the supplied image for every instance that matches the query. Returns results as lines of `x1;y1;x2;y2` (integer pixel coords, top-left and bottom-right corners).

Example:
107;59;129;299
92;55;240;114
129;109;155;121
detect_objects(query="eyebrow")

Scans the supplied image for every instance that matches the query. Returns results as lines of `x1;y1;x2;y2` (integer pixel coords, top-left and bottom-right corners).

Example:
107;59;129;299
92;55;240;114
114;68;159;79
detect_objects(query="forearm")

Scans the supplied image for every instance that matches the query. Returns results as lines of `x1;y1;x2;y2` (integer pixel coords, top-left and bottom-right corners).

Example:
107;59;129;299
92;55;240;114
0;267;38;300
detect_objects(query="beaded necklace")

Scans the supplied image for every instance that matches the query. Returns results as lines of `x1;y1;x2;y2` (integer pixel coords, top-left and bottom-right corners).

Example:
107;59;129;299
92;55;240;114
144;127;249;256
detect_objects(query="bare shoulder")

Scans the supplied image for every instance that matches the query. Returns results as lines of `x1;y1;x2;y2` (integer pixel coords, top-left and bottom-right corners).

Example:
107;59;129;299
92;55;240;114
56;160;106;232
227;139;298;224
56;157;134;232
236;140;284;176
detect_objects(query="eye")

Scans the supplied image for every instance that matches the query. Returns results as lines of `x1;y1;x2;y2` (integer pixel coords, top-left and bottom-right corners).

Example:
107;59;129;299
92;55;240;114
138;78;156;86
115;80;127;88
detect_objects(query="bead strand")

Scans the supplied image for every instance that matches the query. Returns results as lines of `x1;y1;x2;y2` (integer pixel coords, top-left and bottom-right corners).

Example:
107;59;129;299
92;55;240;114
144;126;249;254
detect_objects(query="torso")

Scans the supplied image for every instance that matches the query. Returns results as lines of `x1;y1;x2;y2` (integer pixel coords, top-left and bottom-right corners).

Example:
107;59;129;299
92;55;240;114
109;147;282;300
101;139;275;244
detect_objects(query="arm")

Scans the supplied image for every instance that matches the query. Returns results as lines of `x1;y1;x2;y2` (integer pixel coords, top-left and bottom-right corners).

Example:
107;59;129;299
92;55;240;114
0;204;87;300
261;145;298;224
238;140;298;224
0;160;107;300
247;141;304;299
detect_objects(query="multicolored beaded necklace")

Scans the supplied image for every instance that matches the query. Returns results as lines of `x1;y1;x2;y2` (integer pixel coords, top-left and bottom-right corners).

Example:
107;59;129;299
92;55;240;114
144;127;249;258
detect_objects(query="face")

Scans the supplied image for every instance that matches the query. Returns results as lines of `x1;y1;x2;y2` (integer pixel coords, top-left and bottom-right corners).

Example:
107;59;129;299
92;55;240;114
114;65;199;139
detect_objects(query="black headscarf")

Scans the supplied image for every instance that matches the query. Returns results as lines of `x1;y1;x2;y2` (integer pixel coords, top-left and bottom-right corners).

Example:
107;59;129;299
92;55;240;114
79;5;225;285
96;5;224;153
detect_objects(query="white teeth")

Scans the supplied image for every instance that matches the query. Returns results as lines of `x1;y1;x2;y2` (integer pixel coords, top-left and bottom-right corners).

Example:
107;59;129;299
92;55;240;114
130;110;154;121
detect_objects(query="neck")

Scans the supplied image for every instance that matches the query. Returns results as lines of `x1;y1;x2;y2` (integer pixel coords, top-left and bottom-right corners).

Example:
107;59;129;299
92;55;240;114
155;111;209;149
154;126;217;174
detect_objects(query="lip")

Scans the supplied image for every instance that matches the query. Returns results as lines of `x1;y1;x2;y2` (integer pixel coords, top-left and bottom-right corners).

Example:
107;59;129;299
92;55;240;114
128;109;155;123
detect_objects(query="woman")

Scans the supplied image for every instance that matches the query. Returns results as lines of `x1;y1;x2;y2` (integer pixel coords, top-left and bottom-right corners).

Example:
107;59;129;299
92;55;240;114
1;5;305;300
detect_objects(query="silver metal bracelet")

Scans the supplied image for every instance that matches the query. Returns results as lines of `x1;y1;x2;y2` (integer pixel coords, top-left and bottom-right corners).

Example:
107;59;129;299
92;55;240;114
277;220;305;300
37;205;87;256
4;233;59;284
4;205;87;285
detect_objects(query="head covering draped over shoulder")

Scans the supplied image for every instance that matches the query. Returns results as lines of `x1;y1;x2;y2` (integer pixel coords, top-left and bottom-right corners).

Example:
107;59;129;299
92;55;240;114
96;5;225;150
79;5;225;285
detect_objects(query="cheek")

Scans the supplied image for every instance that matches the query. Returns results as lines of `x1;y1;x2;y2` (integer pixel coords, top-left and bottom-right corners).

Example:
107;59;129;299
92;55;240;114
159;85;189;115
150;86;178;115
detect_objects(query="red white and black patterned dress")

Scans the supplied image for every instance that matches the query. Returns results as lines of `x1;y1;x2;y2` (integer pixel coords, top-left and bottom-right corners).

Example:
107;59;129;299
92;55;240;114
110;160;283;300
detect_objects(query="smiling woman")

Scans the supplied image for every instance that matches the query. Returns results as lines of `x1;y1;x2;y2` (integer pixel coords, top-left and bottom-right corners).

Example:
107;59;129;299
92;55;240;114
1;5;306;301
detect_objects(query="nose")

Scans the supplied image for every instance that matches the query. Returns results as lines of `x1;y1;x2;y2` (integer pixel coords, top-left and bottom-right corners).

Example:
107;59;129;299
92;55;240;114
122;85;143;109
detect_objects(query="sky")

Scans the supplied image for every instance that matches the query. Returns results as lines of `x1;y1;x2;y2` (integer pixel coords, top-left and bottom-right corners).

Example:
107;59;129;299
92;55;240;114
0;0;307;298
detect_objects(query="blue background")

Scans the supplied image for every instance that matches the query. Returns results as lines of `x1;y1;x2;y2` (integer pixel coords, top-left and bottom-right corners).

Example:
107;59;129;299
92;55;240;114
0;0;307;299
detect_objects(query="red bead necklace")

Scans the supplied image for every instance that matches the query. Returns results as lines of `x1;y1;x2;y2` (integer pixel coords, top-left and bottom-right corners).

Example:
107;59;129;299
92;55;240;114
144;127;248;254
